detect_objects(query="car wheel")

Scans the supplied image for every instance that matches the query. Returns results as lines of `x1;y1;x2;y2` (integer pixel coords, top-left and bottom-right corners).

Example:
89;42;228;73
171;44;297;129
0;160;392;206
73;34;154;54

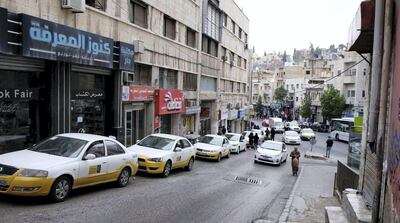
237;148;240;154
117;167;131;187
335;134;339;141
216;153;222;162
185;157;194;171
162;161;172;177
226;151;231;158
49;176;71;202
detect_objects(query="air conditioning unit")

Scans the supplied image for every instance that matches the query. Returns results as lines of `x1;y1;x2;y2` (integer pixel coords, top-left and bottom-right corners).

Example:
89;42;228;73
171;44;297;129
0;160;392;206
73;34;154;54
61;0;85;13
221;55;228;61
133;40;145;54
122;71;135;83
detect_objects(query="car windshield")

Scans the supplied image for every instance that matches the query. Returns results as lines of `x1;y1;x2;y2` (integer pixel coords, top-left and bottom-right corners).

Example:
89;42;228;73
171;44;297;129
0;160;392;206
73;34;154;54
302;129;314;134
242;132;250;138
199;136;223;146
226;134;240;141
137;136;175;151
260;142;281;151
286;131;299;137
29;136;88;158
289;122;299;126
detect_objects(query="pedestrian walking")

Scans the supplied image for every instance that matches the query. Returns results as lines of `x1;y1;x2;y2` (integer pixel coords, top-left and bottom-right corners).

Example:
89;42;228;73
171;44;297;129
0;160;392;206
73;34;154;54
222;126;227;135
254;133;259;150
265;128;270;140
290;147;301;176
271;127;276;141
248;132;254;149
326;136;334;158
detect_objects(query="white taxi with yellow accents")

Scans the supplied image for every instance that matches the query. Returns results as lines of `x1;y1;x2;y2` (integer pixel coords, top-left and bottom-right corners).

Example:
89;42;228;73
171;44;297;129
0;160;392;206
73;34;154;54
0;133;138;202
128;134;196;177
194;135;231;162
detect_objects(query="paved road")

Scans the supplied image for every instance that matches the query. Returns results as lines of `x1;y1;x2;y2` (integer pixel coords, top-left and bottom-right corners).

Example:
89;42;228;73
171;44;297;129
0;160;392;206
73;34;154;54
0;124;349;223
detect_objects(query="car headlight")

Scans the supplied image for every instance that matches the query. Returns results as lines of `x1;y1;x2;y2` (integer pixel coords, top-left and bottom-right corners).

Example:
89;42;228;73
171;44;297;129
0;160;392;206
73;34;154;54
18;169;48;177
149;157;163;162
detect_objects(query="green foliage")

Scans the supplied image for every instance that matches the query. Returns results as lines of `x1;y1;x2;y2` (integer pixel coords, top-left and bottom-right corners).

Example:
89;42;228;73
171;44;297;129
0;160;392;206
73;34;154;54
300;94;312;119
320;86;346;121
255;96;263;114
274;86;288;102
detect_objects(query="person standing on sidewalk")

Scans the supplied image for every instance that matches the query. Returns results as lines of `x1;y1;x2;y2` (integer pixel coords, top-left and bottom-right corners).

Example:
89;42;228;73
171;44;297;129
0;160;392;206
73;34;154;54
253;133;259;150
248;132;254;149
326;136;334;158
271;127;276;141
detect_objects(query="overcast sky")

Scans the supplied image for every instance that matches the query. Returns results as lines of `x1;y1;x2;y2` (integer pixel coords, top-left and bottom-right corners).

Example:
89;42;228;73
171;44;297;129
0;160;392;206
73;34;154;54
234;0;362;55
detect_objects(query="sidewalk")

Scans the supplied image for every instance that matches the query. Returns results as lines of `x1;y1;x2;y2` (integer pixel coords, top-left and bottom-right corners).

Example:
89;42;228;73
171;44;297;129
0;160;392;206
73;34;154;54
279;158;340;223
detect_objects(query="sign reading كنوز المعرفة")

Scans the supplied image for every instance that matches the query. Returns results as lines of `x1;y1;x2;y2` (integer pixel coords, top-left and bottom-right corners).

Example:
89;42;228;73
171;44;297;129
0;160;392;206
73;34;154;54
21;14;114;69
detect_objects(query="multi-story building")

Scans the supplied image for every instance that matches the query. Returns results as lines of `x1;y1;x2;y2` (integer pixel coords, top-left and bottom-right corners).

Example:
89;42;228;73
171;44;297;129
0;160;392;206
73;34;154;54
0;0;251;154
251;69;274;105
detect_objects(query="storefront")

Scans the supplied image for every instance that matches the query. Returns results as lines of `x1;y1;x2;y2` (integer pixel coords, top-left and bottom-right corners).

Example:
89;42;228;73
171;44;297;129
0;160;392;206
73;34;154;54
219;109;229;129
237;109;245;133
0;7;135;152
183;100;201;135
155;89;185;134
227;109;238;133
122;85;154;146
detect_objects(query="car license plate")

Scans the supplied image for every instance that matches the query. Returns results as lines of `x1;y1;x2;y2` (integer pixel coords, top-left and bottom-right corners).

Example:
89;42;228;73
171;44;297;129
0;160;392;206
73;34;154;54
0;180;7;186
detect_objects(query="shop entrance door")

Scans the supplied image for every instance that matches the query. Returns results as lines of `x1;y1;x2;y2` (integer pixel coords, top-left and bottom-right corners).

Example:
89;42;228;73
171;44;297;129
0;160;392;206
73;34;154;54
125;109;145;146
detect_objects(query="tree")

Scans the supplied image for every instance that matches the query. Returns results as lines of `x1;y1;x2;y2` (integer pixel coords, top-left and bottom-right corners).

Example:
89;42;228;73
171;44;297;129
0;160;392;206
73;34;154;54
255;96;263;115
274;86;288;102
300;94;312;119
320;86;346;121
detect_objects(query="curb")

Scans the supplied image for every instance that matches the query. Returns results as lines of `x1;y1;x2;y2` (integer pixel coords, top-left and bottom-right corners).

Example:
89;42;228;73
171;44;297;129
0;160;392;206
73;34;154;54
278;166;305;223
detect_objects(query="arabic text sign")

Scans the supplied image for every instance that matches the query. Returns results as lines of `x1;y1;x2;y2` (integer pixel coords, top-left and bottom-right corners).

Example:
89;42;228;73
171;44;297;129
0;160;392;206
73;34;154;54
22;14;113;68
122;85;154;102
155;89;185;115
116;41;135;71
71;89;105;100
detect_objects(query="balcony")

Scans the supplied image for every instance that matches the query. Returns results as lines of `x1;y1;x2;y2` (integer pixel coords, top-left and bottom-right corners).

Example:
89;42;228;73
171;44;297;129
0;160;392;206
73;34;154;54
343;75;356;84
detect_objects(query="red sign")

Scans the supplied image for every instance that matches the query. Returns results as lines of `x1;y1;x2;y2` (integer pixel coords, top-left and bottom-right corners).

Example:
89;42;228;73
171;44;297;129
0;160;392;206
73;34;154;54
155;89;185;115
122;85;155;102
154;115;160;129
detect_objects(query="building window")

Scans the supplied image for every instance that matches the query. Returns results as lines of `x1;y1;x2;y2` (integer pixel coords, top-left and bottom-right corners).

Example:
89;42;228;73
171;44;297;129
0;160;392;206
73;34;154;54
362;90;365;98
186;27;196;48
223;13;228;27
351;68;357;76
231;21;236;34
236;82;240;93
239;27;242;39
286;84;289;89
244;33;248;44
347;90;355;98
86;0;106;11
229;51;234;63
204;2;220;40
296;97;299;102
159;68;178;89
296;84;299;89
164;15;176;40
338;70;342;75
306;70;310;75
131;0;147;28
128;64;151;86
201;76;217;92
243;58;247;69
237;56;242;67
221;46;227;60
183;73;197;91
202;35;218;57
363;68;367;76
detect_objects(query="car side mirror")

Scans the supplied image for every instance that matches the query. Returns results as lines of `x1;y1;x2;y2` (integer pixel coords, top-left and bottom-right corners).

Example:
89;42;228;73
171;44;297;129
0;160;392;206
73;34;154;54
136;140;140;144
84;154;96;160
174;147;182;152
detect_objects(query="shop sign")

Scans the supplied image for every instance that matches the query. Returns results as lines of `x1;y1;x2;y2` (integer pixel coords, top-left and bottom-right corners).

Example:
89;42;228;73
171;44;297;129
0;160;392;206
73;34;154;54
155;89;185;115
122;85;154;102
237;109;245;119
185;106;201;115
115;41;135;72
228;109;238;120
22;14;113;69
220;109;228;120
0;8;8;54
72;89;105;100
0;89;39;100
0;103;18;113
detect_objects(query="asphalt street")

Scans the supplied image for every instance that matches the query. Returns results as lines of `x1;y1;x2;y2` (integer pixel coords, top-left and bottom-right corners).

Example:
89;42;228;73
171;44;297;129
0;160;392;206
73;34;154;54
0;125;349;223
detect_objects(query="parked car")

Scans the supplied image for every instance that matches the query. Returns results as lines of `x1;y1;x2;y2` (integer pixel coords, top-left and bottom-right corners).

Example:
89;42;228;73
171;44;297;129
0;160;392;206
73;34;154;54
129;134;196;177
282;131;301;145
300;128;316;141
0;133;138;202
225;133;246;154
287;121;301;132
254;141;288;166
194;135;230;162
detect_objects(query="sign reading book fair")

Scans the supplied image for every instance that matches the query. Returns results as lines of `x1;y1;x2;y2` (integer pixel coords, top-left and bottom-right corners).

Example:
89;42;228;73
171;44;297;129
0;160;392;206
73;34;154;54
21;14;114;69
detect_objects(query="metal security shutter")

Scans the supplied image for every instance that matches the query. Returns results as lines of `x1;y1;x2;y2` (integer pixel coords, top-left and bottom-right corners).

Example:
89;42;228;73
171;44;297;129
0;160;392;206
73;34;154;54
71;65;112;76
363;149;378;207
0;54;44;72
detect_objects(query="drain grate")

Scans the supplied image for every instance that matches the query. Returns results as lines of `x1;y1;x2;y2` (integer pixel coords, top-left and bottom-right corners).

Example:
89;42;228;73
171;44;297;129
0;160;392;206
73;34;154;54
234;176;263;185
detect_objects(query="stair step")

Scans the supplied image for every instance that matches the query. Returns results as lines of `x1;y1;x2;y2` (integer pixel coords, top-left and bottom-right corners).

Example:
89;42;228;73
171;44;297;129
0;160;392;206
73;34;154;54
342;192;372;223
325;206;349;223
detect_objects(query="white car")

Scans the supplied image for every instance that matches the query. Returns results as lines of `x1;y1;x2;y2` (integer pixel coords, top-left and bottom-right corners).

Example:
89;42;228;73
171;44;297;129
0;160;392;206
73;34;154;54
194;135;230;162
254;141;288;166
300;128;316;140
128;134;196;177
0;134;138;202
225;133;246;154
287;121;301;132
282;131;301;145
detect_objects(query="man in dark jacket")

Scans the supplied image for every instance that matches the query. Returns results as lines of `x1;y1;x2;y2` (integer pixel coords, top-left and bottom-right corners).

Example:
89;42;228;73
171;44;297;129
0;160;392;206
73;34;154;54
271;127;276;141
248;132;254;149
326;136;334;158
253;133;259;150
